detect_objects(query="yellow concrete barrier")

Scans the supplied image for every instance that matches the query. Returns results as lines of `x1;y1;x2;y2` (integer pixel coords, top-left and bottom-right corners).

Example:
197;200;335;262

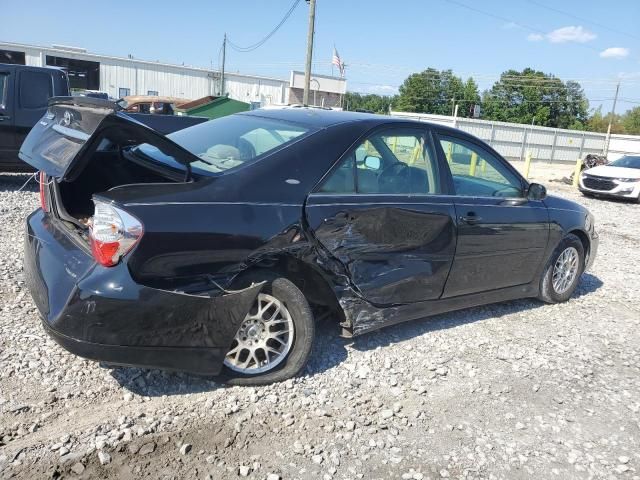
572;157;582;188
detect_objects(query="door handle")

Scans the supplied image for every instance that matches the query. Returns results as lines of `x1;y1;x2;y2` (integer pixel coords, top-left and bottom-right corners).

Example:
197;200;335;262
460;214;482;224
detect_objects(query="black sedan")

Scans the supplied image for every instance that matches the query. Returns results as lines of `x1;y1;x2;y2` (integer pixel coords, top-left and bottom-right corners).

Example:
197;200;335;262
21;98;598;385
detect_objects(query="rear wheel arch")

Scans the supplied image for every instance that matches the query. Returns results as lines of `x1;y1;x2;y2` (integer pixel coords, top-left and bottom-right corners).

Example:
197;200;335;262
229;255;345;322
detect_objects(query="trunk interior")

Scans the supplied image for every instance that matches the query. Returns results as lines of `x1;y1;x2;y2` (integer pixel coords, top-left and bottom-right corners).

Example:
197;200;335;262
55;150;176;227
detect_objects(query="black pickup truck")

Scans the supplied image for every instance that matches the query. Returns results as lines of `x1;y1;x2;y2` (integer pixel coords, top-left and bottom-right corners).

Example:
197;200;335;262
0;63;207;172
0;64;69;171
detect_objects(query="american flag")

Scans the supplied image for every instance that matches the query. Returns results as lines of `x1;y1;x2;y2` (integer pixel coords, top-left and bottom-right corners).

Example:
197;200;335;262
332;47;345;77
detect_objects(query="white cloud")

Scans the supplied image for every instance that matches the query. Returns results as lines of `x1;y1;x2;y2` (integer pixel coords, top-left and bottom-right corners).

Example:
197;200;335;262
546;26;596;43
527;25;596;44
600;47;630;59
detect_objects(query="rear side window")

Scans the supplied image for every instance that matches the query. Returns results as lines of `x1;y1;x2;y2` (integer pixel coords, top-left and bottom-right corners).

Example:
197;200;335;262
318;127;441;195
19;71;52;109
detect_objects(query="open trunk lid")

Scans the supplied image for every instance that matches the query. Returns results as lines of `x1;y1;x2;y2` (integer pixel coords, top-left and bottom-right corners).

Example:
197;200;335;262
19;96;202;181
19;97;117;180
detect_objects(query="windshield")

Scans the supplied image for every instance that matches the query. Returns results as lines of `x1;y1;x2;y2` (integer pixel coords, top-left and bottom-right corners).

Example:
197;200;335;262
133;114;312;174
610;155;640;169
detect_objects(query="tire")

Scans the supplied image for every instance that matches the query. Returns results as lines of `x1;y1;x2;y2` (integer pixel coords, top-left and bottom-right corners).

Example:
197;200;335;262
538;234;585;304
219;277;315;386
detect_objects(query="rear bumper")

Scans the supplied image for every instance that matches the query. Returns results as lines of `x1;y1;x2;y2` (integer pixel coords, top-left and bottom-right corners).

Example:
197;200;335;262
24;209;262;375
41;318;227;375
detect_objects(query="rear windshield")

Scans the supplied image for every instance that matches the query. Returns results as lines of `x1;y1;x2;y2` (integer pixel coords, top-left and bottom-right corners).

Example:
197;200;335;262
134;114;312;174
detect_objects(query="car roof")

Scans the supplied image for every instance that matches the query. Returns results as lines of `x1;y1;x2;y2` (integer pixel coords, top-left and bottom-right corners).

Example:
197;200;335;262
240;107;467;136
241;107;412;128
0;63;66;72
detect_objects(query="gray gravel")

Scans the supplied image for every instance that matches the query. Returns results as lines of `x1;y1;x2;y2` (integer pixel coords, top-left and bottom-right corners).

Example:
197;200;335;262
1;173;639;479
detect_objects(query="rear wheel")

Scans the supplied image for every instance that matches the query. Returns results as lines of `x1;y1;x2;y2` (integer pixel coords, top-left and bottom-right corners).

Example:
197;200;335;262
220;277;314;385
539;234;585;303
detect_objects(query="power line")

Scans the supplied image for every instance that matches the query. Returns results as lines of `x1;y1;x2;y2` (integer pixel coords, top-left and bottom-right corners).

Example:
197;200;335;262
227;0;302;52
525;0;640;41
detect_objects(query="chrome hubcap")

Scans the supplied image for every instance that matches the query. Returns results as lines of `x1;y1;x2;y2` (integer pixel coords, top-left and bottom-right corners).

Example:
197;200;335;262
223;293;294;374
552;246;580;294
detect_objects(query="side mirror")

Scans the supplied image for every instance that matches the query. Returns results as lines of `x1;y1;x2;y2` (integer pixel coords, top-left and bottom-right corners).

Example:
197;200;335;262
364;155;381;171
527;182;547;200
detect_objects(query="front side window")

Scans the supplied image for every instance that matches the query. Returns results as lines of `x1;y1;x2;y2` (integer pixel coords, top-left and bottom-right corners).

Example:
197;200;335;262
319;128;441;195
132;114;312;174
439;136;522;198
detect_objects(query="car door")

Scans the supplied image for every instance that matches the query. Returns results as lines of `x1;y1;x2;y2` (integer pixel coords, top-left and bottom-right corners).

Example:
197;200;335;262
434;130;549;297
0;67;17;163
305;125;457;305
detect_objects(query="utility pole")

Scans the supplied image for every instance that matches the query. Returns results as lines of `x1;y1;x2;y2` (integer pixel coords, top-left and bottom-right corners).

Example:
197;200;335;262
303;0;316;106
220;33;227;97
603;81;620;157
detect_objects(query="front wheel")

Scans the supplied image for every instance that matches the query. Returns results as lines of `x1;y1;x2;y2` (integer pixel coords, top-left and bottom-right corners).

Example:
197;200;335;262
220;277;314;386
538;234;585;303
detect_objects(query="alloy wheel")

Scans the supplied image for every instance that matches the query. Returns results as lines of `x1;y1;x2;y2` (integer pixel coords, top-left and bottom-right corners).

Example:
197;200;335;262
224;293;295;374
552;246;579;294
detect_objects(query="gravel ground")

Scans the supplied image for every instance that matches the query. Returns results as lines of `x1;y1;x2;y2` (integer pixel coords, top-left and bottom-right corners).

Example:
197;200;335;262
1;172;639;480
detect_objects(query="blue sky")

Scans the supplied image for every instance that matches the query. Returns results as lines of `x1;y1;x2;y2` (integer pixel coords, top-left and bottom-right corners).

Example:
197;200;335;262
4;0;639;113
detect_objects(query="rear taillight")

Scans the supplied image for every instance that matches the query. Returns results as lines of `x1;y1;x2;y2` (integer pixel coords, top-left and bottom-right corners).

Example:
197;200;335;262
39;171;48;212
89;201;143;267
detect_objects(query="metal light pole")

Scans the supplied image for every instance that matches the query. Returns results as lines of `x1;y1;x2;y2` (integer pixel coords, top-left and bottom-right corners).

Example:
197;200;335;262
603;81;620;157
220;33;227;96
303;0;316;106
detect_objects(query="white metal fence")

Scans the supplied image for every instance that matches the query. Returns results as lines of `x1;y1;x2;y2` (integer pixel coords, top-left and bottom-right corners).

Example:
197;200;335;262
390;111;640;163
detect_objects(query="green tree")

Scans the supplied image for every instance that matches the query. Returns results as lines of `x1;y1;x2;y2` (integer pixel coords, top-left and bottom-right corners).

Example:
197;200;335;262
587;106;625;134
622;106;640;135
460;78;481;117
395;68;477;116
481;69;589;128
344;92;395;114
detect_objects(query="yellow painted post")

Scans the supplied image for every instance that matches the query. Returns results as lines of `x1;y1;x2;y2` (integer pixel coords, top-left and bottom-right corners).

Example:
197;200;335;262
391;136;398;154
572;157;582;188
469;152;478;176
409;144;420;165
480;159;486;174
446;142;453;164
523;151;532;179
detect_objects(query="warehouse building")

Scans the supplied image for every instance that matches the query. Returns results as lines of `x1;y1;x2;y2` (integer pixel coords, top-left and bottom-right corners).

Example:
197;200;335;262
0;41;289;106
0;41;347;109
